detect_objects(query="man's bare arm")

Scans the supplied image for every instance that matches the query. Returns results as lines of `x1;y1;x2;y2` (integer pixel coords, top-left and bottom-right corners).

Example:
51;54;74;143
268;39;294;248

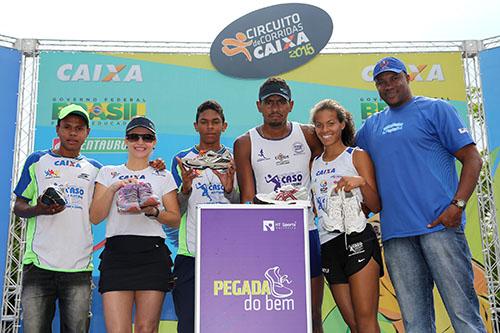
300;124;323;160
234;133;256;203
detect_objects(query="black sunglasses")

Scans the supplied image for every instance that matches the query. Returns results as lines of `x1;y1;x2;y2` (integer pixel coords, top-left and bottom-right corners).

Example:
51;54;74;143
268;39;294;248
126;133;156;143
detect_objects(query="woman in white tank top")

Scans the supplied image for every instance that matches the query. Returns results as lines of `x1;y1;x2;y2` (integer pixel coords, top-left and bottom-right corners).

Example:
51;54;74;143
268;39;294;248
310;99;383;333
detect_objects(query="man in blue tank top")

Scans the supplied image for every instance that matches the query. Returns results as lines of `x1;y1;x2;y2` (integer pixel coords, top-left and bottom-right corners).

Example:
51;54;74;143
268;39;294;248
356;57;486;332
234;77;324;333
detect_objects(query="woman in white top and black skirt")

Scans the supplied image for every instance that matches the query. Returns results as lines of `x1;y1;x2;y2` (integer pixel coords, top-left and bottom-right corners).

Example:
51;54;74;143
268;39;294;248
90;116;180;333
310;99;383;333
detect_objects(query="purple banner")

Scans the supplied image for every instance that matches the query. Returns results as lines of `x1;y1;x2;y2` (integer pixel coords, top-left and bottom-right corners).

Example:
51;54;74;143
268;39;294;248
197;205;311;333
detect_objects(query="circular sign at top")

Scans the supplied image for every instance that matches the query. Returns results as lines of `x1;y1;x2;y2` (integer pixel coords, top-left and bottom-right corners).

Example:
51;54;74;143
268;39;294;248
210;3;333;79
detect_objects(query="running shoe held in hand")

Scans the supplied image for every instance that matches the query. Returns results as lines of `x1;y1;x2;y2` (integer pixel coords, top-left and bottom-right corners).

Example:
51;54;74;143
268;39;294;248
255;185;311;206
137;182;160;207
41;186;67;206
181;150;231;171
117;184;141;213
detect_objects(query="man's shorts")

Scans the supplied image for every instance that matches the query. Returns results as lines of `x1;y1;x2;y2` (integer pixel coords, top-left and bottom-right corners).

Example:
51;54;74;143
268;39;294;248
321;223;384;284
309;229;322;278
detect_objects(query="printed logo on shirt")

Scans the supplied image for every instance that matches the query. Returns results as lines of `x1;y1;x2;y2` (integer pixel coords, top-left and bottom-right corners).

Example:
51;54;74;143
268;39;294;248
111;171;120;179
315;167;335;177
257;148;270;162
458;127;468;134
54;160;82;168
264;172;304;191
118;174;146;180
195;182;225;202
77;173;91;181
382;122;404;135
274;153;290;166
315;196;327;212
44;169;61;179
319;180;328;194
292;141;305;155
153;169;167;177
64;185;85;209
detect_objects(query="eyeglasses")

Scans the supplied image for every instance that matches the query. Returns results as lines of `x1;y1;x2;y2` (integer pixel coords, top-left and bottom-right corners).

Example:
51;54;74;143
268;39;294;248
126;133;156;143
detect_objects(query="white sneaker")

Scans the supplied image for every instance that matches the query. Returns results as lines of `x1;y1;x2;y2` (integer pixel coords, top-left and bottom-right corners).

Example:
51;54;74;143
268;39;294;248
342;190;366;234
324;189;344;232
182;150;231;170
255;185;311;206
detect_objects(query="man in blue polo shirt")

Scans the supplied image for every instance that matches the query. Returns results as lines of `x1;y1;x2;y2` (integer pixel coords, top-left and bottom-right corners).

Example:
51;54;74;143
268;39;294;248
356;57;486;332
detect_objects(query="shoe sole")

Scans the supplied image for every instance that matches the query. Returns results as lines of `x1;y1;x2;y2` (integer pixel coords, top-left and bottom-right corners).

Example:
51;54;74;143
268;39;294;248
183;162;229;171
117;205;142;213
140;197;160;207
182;161;209;170
255;195;310;206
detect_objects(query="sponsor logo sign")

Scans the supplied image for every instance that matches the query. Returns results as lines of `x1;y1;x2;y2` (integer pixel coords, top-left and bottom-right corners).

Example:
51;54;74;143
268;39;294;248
51;98;147;127
53;137;127;153
198;205;310;332
57;64;143;82
210;3;333;78
362;63;445;82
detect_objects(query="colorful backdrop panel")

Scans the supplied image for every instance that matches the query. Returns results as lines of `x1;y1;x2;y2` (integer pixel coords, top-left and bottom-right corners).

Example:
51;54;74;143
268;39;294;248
197;206;310;333
34;50;489;332
0;46;21;302
479;46;500;237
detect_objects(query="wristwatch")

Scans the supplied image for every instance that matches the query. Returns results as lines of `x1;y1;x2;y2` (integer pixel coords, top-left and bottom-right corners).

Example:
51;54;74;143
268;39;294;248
451;199;466;209
146;206;160;218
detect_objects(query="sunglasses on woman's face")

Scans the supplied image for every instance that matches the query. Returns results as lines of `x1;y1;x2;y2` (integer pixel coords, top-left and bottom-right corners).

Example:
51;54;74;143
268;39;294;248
126;133;156;143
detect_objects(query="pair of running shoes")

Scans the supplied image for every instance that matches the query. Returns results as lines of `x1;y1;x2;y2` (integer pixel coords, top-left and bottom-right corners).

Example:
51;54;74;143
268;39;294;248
117;182;160;213
116;150;232;214
256;185;366;236
182;150;311;206
323;188;366;235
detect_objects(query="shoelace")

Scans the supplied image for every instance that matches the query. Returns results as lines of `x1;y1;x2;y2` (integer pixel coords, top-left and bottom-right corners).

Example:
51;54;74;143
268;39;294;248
275;188;299;201
338;188;365;249
139;183;153;196
119;186;138;201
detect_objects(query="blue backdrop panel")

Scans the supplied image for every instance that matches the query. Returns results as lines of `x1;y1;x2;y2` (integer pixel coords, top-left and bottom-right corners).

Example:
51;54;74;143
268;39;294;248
0;46;21;302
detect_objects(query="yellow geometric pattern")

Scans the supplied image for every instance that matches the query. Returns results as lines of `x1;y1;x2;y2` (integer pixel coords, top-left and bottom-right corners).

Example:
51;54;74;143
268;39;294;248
108;52;466;101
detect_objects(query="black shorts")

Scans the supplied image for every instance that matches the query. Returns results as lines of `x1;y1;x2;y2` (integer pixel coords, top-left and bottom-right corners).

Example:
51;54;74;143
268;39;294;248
98;235;174;293
321;223;384;284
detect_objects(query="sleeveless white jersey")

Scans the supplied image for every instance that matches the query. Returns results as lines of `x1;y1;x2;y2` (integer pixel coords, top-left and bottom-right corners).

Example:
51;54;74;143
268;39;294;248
249;122;315;230
311;147;366;244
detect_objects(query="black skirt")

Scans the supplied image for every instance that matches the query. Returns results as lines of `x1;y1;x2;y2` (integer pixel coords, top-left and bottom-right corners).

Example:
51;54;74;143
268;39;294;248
98;235;174;293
